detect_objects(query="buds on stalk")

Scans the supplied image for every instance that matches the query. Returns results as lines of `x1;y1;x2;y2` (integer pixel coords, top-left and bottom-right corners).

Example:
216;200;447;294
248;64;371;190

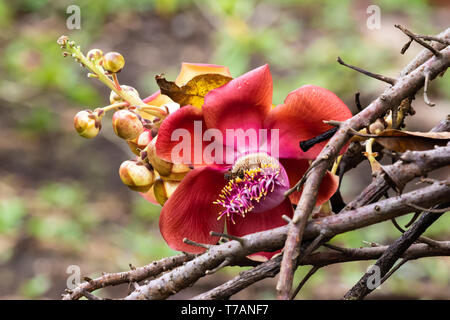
73;110;101;139
119;160;155;192
112;110;144;140
101;52;125;73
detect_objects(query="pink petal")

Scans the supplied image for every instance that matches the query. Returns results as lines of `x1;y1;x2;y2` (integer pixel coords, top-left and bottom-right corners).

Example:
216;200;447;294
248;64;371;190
202;65;273;152
159;167;227;253
316;171;339;205
155;105;207;166
280;158;339;206
264;85;352;159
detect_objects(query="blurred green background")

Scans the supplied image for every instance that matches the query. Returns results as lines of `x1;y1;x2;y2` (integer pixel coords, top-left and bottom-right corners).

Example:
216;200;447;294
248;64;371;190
0;0;449;299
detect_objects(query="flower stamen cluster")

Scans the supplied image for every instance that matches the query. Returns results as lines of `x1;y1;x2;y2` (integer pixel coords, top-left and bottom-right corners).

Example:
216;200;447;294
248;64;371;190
215;164;281;224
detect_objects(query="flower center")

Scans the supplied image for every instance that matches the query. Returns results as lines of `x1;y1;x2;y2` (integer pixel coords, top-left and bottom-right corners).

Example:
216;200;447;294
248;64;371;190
214;153;288;224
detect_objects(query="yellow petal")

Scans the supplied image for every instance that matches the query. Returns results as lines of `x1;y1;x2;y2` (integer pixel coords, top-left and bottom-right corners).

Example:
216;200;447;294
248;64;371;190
175;62;231;87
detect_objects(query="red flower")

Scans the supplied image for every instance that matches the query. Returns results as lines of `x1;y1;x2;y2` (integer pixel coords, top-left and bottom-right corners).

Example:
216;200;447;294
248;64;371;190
153;64;352;260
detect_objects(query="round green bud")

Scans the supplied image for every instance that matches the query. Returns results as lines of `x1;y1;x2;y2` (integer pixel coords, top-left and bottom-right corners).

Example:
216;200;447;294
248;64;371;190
101;52;125;73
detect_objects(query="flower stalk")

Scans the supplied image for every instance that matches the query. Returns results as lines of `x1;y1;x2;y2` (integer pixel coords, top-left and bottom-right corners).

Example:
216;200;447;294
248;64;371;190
57;36;167;118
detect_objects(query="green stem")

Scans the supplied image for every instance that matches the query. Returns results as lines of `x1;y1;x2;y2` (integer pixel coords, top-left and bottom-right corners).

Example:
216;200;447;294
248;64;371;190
101;102;129;113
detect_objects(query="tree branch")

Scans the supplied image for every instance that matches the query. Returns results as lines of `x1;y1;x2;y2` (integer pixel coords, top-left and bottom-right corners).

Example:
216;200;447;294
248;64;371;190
62;253;195;300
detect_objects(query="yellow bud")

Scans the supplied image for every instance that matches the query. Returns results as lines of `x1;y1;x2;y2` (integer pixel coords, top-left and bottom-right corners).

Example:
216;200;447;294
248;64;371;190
119;160;155;192
73;110;101;139
153;178;180;205
146;138;173;176
101;52;125;73
166;163;191;181
109;85;140;104
112;110;143;140
127;130;153;156
86;49;103;62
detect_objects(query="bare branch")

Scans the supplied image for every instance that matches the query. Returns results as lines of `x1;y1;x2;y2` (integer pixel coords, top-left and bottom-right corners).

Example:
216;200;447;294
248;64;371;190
423;70;436;106
193;255;282;300
337;56;397;85
395;25;442;57
406;203;450;213
81;289;103;300
290;266;320;300
183;238;211;250
343;203;449;300
62;253;195;300
400;28;449;76
210;231;246;245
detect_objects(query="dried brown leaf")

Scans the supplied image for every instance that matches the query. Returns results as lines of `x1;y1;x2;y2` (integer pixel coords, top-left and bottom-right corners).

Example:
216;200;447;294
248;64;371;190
156;73;232;108
375;129;450;152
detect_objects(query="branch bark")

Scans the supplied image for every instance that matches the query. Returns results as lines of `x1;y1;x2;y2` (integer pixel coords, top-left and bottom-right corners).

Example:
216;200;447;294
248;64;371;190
62;253;195;300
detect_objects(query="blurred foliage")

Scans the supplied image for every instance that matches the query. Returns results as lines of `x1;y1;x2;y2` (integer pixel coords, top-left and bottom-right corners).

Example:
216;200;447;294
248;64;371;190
0;0;449;299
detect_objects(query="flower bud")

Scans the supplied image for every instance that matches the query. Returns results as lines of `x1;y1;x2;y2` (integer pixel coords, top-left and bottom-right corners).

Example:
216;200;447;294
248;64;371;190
146;138;173;176
145;138;191;180
127;129;153;156
109;85;140;104
87;49;103;62
119;160;155;192
153;178;180;205
167;163;191;181
112;110;144;140
101;52;125;73
73;110;101;139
